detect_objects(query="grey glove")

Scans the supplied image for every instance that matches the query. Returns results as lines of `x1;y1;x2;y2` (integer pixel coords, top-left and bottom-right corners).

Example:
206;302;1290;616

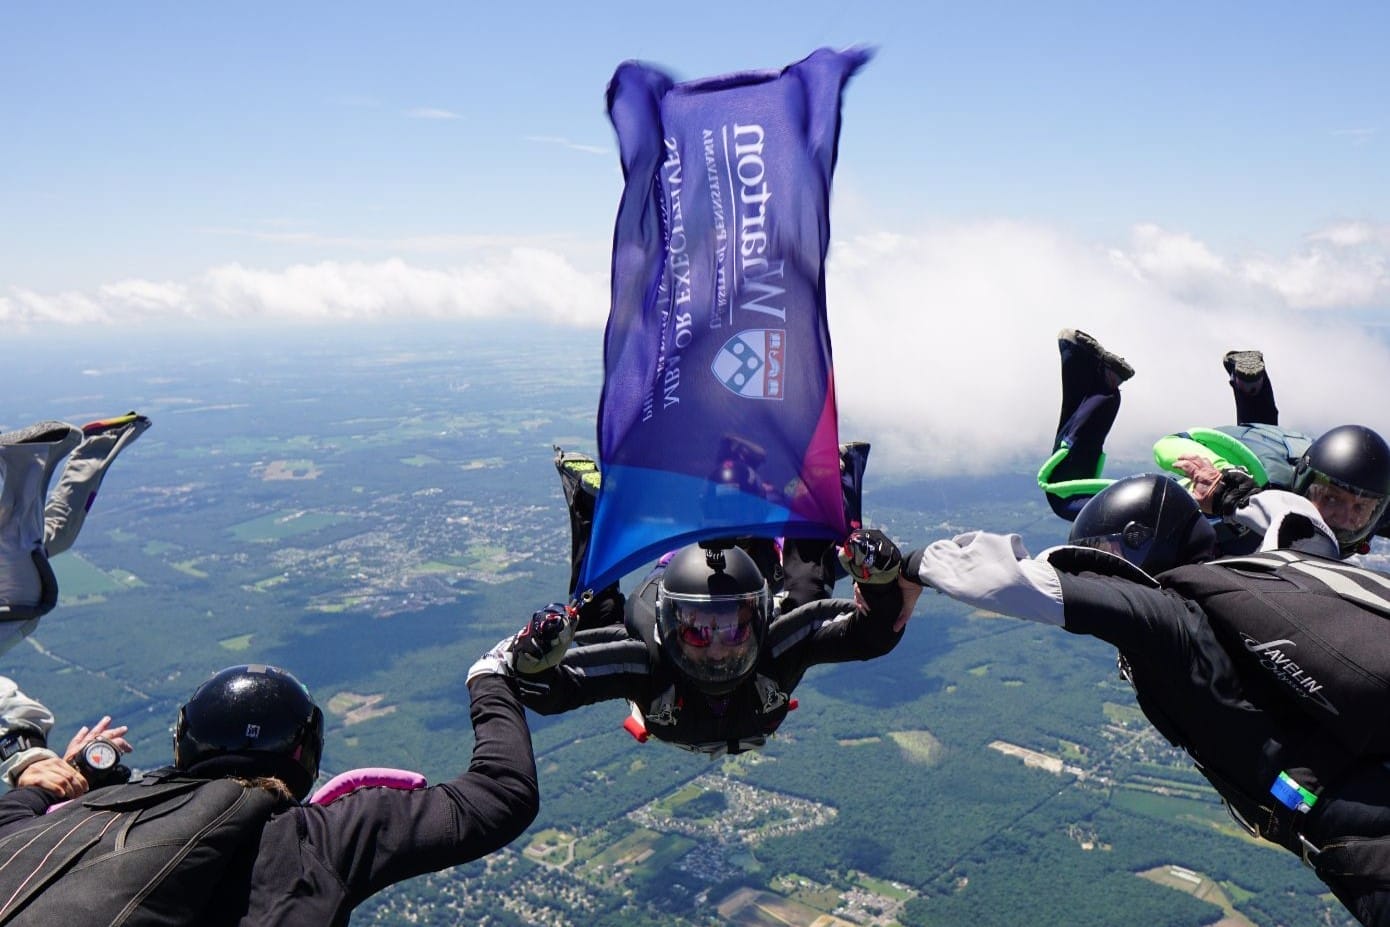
838;528;903;584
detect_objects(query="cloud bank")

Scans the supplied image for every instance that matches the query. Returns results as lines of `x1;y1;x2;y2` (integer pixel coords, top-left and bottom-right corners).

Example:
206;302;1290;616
4;221;1387;477
828;221;1390;476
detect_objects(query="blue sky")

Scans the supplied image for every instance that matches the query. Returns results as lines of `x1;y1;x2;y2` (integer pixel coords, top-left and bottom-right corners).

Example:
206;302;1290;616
3;2;1388;472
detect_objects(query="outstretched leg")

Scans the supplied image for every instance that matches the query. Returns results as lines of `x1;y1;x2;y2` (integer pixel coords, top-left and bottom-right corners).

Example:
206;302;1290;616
838;441;870;532
44;413;150;557
1039;329;1132;521
780;441;874;609
1223;350;1278;426
554;447;624;629
0;422;82;618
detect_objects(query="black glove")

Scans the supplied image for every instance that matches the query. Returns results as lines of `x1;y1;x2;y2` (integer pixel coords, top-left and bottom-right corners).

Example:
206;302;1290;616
838;528;902;584
467;602;578;683
1209;468;1260;517
510;602;579;675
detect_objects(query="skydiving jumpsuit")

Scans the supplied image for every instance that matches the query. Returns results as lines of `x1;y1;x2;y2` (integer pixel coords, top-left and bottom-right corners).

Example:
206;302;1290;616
554;441;871;627
905;532;1390;926
0;675;538;926
516;571;905;755
0;415;151;785
0;678;58;787
0;416;151;636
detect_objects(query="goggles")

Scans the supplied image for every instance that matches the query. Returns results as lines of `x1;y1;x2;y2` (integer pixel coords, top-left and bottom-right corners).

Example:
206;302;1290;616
678;619;754;649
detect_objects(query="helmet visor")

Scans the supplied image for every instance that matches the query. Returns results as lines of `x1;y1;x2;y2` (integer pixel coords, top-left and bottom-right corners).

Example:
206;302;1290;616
1071;517;1156;567
1070;533;1127;559
1304;474;1389;549
659;590;764;691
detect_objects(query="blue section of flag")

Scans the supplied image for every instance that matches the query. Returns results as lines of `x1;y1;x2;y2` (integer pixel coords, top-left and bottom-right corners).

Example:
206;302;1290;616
578;48;869;595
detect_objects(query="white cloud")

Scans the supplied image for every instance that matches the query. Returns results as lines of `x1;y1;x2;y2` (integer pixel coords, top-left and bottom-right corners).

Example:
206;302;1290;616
828;221;1390;478
404;107;461;120
98;279;190;313
197;252;608;326
1;288;110;325
1309;221;1380;248
3;250;609;330
1241;248;1387;309
7;220;1388;480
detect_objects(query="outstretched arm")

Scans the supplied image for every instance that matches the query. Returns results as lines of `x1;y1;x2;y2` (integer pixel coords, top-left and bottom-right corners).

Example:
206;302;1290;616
512;638;655;715
300;673;540;903
765;529;909;667
468;603;655;715
902;532;1066;626
901;531;1204;657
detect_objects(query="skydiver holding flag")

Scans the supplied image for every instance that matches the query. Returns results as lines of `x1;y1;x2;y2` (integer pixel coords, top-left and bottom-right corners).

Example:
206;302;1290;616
467;441;905;756
470;526;915;756
478;48;898;755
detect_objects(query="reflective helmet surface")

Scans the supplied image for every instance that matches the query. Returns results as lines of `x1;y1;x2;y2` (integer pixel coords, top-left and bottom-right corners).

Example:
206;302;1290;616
1069;474;1216;574
174;664;324;800
1293;425;1390;555
656;544;770;696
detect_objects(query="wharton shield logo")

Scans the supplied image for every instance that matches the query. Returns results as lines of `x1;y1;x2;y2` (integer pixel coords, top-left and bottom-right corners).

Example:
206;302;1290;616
711;329;785;399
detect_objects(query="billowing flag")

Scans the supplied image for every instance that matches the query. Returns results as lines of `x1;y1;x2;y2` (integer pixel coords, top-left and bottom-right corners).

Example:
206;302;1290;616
577;47;870;595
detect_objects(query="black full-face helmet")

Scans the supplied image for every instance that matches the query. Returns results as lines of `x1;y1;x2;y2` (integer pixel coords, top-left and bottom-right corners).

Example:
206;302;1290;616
656;544;770;696
174;664;324;800
1069;474;1217;574
1292;425;1390;556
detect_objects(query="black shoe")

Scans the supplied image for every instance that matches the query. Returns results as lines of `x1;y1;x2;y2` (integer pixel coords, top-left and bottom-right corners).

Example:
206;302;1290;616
1222;349;1265;379
1059;328;1134;383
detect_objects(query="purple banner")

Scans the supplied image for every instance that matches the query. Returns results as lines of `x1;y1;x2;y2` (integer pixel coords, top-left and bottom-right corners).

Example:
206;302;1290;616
578;47;869;595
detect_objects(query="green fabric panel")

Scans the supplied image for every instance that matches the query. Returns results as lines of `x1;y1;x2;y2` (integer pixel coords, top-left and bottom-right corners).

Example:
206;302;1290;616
1038;447;1114;498
1153;429;1269;487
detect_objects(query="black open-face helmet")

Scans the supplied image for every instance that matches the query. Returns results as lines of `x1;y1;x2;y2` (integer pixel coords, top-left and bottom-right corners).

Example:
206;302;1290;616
656;544;770;696
1069;474;1217;574
1292;425;1390;556
174;664;324;800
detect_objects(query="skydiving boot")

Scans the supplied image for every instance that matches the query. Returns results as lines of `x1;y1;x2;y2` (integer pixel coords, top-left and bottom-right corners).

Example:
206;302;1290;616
1058;329;1133;389
43;412;151;556
1223;350;1266;395
553;446;622;629
554;447;601;510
